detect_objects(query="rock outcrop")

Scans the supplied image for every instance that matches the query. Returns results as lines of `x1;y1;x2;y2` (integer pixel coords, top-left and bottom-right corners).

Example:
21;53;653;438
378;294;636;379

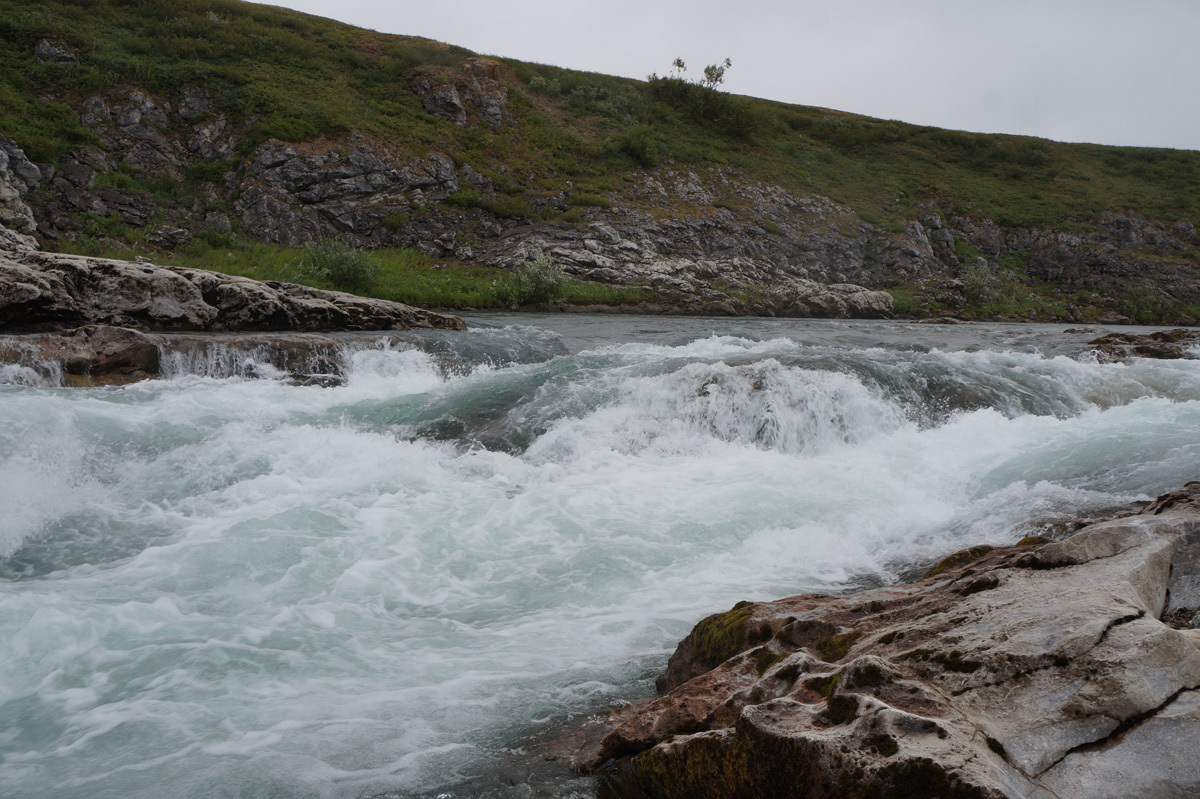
0;136;42;251
0;250;466;333
0;327;422;387
411;57;511;129
1088;328;1200;361
236;140;460;245
589;485;1200;799
34;39;78;65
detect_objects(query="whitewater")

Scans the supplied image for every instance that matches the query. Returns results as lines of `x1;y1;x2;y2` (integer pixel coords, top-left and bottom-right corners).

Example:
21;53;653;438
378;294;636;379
2;315;1199;799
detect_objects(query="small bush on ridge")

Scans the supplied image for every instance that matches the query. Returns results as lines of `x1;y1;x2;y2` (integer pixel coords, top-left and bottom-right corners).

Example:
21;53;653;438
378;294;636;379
303;238;379;293
497;252;567;307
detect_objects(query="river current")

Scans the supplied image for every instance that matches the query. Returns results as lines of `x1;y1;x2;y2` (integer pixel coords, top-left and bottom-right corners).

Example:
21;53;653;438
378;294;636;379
2;315;1199;798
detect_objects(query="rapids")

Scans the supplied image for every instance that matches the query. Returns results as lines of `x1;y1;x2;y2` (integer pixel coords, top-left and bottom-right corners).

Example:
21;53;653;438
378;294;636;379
2;316;1199;798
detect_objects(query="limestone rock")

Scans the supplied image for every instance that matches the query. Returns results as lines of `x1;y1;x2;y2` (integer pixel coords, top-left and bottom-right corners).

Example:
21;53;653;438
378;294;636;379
178;87;213;121
236;140;459;245
0;327;443;387
0;137;42;251
0;250;466;333
462;58;510;128
591;485;1200;799
414;79;467;126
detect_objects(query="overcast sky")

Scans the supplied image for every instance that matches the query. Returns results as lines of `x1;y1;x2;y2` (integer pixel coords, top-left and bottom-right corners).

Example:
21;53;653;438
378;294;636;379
261;0;1200;151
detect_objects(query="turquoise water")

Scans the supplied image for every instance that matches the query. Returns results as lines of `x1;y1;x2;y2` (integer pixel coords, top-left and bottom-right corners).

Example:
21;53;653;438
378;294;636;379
1;317;1199;798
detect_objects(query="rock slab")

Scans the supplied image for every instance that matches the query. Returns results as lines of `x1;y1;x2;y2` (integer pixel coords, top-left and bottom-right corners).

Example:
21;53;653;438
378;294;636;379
0;249;466;333
590;484;1200;799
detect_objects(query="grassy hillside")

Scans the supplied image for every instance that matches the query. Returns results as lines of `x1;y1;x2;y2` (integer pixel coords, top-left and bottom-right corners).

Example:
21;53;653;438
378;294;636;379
3;0;1198;233
2;0;1199;324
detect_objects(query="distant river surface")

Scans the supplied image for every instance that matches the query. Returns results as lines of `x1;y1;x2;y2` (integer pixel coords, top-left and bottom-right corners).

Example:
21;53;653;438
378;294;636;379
2;315;1200;798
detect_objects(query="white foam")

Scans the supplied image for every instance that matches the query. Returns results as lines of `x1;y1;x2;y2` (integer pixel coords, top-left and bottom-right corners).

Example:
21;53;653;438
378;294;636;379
2;331;1199;798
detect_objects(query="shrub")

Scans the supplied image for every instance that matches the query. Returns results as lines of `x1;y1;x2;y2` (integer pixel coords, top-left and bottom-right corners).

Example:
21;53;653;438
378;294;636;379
444;190;481;209
962;260;1004;305
492;174;524;195
619;124;659;168
645;73;764;141
302;238;379;293
486;196;531;219
380;211;409;231
186;158;235;183
498;252;567;307
761;220;784;236
1122;287;1171;323
888;288;918;315
570;192;610;208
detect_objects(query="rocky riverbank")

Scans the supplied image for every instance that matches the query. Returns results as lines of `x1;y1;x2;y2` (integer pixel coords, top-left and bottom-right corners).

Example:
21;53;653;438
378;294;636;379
0;249;465;384
584;484;1200;799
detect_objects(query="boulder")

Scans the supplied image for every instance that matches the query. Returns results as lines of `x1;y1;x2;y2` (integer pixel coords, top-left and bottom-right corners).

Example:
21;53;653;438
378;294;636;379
590;485;1200;799
34;40;78;65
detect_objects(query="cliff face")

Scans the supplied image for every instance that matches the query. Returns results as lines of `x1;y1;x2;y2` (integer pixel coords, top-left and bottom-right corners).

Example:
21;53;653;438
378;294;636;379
2;6;1199;322
0;136;41;252
589;485;1200;799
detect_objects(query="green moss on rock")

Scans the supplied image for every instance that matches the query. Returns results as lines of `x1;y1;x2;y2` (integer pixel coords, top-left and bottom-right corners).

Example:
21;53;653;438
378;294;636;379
922;546;996;579
816;630;862;663
691;605;754;668
805;672;841;699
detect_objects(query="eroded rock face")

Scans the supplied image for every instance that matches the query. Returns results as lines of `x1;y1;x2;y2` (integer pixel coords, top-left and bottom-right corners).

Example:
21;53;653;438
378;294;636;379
482;196;895;318
0;327;423;387
0;250;466;333
411;58;510;129
462;58;509;129
0;325;160;385
590;485;1200;799
414;79;468;126
236;140;460;245
0;137;42;251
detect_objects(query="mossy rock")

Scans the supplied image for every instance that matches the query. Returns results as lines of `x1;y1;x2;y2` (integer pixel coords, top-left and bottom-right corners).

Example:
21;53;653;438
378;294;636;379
922;546;995;579
691;605;754;668
815;631;862;663
608;724;992;799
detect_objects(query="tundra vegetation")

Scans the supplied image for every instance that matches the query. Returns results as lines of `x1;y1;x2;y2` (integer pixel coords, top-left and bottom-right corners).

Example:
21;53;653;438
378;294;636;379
1;0;1198;317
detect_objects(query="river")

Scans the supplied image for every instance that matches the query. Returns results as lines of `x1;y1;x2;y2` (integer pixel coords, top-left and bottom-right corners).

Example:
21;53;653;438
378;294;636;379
2;315;1199;798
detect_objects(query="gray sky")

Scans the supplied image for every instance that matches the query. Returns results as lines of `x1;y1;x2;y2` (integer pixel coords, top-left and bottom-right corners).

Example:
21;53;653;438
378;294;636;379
261;0;1200;151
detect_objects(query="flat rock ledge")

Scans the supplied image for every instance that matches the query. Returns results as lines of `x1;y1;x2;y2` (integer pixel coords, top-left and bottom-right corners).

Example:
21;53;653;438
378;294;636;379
587;484;1200;799
0;249;465;334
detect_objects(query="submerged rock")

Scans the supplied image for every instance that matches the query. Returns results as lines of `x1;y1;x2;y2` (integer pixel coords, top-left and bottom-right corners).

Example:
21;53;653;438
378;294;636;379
589;484;1200;799
0;249;466;333
1088;328;1200;361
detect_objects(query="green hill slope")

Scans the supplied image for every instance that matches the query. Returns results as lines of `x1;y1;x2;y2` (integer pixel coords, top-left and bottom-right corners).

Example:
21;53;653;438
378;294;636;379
2;0;1198;321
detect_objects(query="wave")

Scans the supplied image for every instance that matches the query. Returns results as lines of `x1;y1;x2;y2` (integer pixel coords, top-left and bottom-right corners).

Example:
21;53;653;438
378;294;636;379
1;323;1199;798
